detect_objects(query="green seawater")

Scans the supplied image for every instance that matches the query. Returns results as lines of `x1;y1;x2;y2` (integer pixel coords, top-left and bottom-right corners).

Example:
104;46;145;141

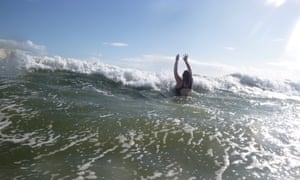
1;70;300;179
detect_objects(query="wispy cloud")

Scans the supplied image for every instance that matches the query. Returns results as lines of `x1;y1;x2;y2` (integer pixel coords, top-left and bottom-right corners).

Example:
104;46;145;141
118;54;173;71
103;42;128;47
270;19;300;70
285;19;300;56
116;54;239;76
268;58;300;70
265;0;286;7
272;37;285;42
224;46;235;51
0;39;47;54
264;0;300;8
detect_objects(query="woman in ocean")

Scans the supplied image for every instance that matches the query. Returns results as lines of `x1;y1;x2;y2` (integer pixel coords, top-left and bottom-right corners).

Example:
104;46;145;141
174;54;193;96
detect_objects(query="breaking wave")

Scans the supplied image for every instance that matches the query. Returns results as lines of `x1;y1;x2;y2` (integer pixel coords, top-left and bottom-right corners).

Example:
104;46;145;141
1;49;300;100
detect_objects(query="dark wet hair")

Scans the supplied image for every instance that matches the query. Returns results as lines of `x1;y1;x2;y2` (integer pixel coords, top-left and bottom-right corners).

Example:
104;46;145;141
183;70;192;88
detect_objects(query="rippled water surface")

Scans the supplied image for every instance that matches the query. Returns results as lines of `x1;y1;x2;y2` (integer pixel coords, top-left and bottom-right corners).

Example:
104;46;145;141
0;52;300;180
1;56;300;179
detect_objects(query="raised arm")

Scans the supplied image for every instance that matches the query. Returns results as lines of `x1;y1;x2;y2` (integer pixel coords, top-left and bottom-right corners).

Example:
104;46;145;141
174;54;181;82
183;54;192;75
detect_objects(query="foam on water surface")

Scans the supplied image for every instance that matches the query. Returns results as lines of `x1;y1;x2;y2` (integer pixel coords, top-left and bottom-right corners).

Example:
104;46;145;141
1;50;300;179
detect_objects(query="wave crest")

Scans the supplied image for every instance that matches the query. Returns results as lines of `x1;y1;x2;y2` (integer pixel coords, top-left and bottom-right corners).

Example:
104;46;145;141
1;50;300;99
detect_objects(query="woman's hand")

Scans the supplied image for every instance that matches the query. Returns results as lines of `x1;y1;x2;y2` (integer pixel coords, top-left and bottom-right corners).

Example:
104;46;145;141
183;54;188;62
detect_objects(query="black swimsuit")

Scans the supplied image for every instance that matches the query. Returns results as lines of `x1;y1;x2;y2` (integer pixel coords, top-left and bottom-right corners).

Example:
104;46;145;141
175;82;192;96
175;87;182;96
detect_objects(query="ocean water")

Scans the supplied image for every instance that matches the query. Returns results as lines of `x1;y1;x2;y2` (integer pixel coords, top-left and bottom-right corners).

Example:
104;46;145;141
1;50;300;179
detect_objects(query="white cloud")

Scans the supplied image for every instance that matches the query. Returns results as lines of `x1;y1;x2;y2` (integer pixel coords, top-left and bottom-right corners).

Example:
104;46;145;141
94;52;300;80
264;0;300;7
286;19;300;57
224;46;235;51
268;59;300;70
119;54;300;79
268;18;300;73
0;39;47;55
110;54;239;77
266;17;300;79
265;57;300;80
103;42;128;47
265;0;286;7
117;54;173;72
272;37;285;42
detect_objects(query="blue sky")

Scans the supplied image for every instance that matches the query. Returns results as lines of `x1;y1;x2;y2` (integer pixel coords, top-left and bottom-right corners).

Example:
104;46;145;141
1;0;300;77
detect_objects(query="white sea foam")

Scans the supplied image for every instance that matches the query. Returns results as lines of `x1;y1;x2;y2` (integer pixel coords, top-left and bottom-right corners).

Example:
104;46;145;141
2;50;300;100
34;133;97;160
76;145;118;180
